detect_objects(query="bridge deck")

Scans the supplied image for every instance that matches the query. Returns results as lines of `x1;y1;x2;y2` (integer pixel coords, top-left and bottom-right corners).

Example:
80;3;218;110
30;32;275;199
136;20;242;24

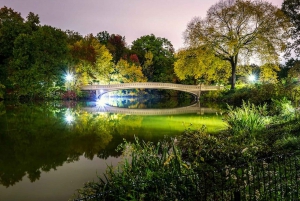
81;82;222;91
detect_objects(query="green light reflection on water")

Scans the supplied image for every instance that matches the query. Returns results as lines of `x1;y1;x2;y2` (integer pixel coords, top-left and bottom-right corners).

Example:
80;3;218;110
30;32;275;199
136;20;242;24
0;100;226;201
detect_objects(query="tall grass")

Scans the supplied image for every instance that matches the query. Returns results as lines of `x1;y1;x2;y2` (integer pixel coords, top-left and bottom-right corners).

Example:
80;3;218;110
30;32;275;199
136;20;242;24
72;137;197;201
224;101;268;139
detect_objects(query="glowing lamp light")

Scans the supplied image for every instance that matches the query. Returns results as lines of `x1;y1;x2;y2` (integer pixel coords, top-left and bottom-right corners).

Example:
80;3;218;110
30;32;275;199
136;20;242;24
65;114;74;124
66;73;73;82
248;75;256;82
65;109;74;124
96;97;108;107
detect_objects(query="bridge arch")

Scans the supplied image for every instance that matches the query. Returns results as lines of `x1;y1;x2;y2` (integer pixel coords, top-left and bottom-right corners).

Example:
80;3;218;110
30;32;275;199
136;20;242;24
80;82;222;99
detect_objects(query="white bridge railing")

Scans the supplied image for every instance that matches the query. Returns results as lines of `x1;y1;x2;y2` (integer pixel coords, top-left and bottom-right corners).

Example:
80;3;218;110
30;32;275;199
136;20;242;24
81;82;222;92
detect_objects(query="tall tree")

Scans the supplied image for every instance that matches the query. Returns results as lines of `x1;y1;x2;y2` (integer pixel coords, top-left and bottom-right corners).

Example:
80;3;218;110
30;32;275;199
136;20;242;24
131;34;175;82
0;7;26;86
10;25;69;98
282;0;300;57
70;34;114;85
96;31;128;64
185;0;291;89
107;34;127;64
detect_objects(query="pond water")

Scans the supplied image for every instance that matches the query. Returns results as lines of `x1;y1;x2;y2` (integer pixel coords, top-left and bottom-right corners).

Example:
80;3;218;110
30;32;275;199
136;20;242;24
0;93;226;201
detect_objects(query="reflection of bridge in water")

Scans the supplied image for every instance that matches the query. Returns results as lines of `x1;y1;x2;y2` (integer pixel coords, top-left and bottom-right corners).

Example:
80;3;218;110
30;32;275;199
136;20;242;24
82;102;219;116
81;82;223;99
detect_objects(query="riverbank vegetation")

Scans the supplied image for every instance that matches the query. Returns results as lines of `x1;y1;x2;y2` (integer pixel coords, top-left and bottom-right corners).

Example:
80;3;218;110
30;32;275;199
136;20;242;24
72;98;300;200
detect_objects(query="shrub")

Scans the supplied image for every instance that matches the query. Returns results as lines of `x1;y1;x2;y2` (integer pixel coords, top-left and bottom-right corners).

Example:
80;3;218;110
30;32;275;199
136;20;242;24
72;137;197;201
223;101;269;139
270;97;296;122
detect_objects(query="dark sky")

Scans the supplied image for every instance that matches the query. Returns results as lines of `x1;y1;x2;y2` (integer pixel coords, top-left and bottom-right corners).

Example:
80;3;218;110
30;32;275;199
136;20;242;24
2;0;284;51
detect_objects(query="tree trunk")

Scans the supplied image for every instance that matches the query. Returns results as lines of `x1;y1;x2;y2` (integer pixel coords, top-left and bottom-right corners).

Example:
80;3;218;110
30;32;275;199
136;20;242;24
230;55;238;90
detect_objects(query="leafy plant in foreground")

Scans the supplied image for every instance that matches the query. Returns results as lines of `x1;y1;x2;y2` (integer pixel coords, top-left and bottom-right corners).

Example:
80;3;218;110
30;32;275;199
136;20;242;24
224;101;268;139
72;137;197;201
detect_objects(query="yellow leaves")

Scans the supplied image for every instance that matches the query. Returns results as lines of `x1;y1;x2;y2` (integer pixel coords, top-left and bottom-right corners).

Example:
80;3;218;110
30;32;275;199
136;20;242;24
163;154;173;166
260;63;280;84
144;51;153;68
174;47;231;83
114;59;147;83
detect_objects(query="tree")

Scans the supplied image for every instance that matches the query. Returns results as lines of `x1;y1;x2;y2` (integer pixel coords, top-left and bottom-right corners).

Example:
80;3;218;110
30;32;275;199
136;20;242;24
94;44;114;84
70;34;114;85
287;59;300;80
185;0;291;89
65;30;83;45
174;47;231;85
96;31;110;45
259;63;280;83
131;34;175;82
25;12;40;32
282;0;300;57
113;59;147;83
10;25;69;98
0;7;26;86
96;32;128;64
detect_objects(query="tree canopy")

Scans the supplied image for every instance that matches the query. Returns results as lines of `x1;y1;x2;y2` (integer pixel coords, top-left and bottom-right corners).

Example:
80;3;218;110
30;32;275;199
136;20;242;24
131;34;175;82
282;0;300;57
174;47;231;85
184;0;291;89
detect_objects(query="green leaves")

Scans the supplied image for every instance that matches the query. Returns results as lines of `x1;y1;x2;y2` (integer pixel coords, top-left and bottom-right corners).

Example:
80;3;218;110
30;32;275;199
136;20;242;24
224;101;268;138
131;34;175;82
9;25;69;98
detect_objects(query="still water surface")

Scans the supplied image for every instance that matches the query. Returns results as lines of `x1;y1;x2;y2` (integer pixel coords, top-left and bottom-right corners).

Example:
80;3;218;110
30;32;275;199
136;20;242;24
0;95;225;201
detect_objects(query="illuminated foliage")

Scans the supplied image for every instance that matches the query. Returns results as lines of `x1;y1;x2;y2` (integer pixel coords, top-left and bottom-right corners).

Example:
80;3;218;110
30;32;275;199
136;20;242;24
71;34;114;85
260;63;280;84
185;0;291;89
174;47;230;84
114;59;147;83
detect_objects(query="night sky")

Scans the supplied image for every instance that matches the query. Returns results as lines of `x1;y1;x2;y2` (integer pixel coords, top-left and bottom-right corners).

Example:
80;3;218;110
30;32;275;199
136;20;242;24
2;0;284;51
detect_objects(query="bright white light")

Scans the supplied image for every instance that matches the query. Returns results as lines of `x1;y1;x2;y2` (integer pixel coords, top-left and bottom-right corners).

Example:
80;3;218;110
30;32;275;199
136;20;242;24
96;97;108;107
65;109;74;124
66;73;73;82
65;114;74;123
248;75;256;82
96;95;113;107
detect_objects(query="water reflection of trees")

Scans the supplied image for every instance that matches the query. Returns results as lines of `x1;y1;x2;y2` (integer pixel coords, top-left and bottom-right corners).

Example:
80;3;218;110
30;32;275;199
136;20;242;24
0;101;218;187
0;103;122;187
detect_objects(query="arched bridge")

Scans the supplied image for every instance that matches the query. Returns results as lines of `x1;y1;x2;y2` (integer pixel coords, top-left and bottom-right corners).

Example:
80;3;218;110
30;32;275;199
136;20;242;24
80;82;223;99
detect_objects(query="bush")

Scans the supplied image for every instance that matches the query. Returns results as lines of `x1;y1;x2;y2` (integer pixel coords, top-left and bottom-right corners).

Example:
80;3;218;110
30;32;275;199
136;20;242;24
223;101;269;139
72;137;197;201
205;83;299;107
